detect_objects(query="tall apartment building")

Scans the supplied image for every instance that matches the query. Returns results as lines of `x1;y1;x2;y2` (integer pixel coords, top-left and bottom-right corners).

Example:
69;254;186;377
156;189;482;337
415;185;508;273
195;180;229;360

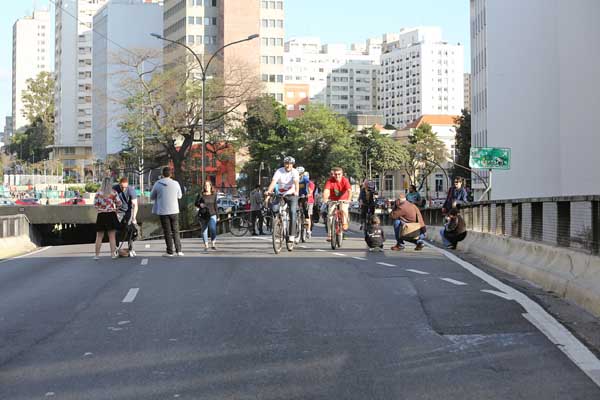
378;27;464;128
162;0;284;100
284;37;382;115
93;0;163;160
3;117;13;146
12;10;52;133
54;0;109;179
470;0;600;199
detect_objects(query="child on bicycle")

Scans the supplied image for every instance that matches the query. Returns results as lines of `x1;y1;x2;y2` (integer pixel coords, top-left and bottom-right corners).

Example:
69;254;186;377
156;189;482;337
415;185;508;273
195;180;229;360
365;215;385;252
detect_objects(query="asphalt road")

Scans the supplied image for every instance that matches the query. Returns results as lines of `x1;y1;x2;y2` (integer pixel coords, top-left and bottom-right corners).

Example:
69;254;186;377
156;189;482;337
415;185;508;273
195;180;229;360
1;225;599;399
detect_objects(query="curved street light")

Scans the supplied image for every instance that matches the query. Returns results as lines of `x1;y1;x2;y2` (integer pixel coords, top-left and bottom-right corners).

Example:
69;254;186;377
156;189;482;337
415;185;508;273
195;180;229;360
150;33;259;184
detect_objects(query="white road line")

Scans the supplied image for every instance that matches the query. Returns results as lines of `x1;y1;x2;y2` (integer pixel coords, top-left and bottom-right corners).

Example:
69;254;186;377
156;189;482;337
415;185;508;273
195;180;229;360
481;289;513;300
333;252;346;257
122;288;140;303
352;256;367;261
315;249;326;252
433;245;600;387
376;262;396;267
0;246;52;264
441;278;468;286
407;269;430;275
140;258;148;266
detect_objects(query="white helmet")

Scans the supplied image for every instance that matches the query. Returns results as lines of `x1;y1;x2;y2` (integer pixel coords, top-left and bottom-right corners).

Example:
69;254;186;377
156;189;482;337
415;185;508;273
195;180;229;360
283;156;295;164
304;171;310;179
297;166;305;174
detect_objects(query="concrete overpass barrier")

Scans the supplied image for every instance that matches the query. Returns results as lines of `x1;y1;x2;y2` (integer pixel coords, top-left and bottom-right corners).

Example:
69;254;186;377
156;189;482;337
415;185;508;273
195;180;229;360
0;215;37;259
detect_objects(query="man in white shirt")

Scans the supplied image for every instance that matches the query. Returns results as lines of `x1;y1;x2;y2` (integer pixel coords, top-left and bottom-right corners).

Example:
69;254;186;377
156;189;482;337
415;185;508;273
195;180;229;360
267;156;300;243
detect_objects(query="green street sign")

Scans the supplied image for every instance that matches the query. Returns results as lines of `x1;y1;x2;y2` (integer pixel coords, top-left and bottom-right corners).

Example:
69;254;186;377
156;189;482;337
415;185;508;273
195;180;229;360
469;147;511;170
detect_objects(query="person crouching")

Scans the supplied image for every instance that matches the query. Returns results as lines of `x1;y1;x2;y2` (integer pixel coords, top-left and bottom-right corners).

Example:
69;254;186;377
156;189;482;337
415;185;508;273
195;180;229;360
365;215;385;252
440;208;467;250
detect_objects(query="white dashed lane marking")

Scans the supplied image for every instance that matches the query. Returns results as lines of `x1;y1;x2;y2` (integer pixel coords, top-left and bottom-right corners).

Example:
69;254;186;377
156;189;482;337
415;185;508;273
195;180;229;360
441;278;468;286
406;269;430;275
122;288;140;303
352;257;367;261
140;258;148;266
376;262;397;267
333;252;346;257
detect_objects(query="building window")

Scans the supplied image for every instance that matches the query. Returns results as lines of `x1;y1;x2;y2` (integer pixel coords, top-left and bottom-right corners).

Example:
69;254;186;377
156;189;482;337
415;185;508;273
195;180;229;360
435;174;444;192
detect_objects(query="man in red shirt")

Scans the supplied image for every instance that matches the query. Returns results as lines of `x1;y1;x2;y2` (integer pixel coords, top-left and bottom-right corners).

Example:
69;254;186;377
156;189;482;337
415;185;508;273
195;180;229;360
322;167;352;240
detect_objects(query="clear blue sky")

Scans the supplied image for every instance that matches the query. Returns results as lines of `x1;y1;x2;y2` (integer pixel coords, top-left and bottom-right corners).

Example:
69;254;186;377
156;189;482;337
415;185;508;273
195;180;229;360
0;0;470;126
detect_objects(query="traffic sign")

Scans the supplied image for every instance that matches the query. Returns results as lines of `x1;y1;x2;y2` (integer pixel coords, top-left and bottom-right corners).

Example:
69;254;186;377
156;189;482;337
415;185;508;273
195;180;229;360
469;147;511;170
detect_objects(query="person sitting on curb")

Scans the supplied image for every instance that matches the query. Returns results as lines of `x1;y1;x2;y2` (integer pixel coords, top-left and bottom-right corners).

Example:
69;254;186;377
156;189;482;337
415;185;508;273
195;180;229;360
390;193;426;251
364;214;385;252
440;208;467;250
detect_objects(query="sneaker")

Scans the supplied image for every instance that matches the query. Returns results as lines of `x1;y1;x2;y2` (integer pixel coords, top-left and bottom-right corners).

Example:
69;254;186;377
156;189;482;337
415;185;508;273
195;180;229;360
177;252;185;256
93;255;100;260
368;247;374;252
415;243;425;251
307;231;312;239
129;250;136;258
446;244;457;250
112;251;119;259
326;236;332;242
162;253;174;257
391;244;405;251
211;242;217;250
287;235;295;243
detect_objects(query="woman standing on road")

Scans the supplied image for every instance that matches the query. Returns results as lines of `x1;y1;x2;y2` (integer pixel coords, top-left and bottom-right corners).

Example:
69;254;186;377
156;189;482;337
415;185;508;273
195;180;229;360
94;177;122;260
196;180;218;252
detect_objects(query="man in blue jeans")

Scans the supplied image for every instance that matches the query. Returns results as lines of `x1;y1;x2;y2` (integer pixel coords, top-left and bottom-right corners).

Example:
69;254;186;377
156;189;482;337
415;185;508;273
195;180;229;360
390;193;426;251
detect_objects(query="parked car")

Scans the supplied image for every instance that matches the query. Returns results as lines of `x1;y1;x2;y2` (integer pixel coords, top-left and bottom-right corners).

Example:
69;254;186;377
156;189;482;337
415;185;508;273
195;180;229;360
217;198;237;214
59;198;86;206
15;198;40;206
0;199;15;206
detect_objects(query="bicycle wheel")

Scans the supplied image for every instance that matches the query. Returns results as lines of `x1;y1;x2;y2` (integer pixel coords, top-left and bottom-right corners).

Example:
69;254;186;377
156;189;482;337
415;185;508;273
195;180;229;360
299;211;307;243
329;215;337;250
272;216;283;254
230;215;249;237
335;211;344;248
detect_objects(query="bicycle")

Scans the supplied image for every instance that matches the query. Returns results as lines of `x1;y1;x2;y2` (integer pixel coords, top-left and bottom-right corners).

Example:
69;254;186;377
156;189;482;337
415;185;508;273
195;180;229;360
327;200;347;250
270;194;295;254
219;209;251;237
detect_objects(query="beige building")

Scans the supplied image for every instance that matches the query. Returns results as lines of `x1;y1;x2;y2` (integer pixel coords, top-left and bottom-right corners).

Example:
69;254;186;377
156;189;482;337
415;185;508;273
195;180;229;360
12;10;52;133
163;0;284;101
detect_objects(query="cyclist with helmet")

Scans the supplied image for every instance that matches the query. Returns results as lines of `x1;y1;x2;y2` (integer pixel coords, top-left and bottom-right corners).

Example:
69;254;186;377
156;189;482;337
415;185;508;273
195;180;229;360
297;168;315;238
266;156;300;243
359;179;377;231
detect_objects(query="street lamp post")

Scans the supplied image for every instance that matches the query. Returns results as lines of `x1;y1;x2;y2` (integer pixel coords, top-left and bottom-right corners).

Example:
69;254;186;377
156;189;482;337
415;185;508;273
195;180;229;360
150;32;259;184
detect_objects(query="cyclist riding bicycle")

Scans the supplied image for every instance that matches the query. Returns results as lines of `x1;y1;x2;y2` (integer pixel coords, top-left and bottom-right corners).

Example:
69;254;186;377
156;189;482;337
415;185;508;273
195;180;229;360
322;167;352;242
266;156;300;243
297;167;315;239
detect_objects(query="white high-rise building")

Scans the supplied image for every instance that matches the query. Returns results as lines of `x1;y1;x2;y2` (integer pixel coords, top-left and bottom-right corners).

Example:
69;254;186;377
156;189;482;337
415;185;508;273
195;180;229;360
54;0;109;179
163;0;284;101
284;37;382;114
92;0;163;160
378;27;464;128
470;0;600;199
12;10;52;133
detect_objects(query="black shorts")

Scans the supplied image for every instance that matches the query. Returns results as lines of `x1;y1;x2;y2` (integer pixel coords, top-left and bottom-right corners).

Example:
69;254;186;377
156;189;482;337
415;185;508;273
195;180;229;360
96;212;120;232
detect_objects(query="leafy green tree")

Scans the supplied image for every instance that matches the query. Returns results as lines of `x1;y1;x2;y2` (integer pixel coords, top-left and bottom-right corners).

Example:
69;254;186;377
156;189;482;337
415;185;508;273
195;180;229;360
355;127;407;184
288;105;361;184
402;123;447;190
8;72;55;163
453;109;471;183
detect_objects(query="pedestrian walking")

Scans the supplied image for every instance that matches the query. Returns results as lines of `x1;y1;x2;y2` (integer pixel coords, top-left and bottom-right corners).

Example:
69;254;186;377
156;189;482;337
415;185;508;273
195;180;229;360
93;177;122;260
440;208;467;250
195;180;218;252
249;184;264;236
150;167;183;257
390;193;426;251
113;177;139;257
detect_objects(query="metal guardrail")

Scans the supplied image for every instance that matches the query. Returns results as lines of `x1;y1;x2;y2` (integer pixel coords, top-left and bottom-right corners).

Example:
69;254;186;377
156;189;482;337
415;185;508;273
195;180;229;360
0;215;30;239
350;196;600;256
